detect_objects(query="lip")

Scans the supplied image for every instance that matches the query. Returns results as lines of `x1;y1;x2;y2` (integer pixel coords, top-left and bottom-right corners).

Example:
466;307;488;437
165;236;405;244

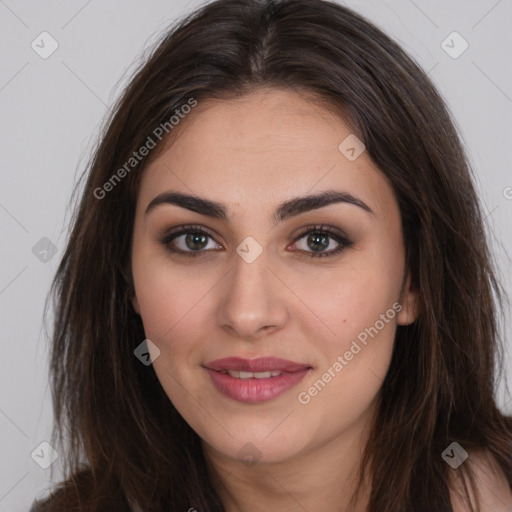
203;357;310;373
203;357;312;403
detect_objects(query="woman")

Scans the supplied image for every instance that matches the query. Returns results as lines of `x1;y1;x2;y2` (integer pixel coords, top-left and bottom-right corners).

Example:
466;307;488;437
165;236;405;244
32;0;512;510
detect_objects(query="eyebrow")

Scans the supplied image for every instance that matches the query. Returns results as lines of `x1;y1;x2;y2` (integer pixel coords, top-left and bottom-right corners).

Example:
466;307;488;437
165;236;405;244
145;189;374;224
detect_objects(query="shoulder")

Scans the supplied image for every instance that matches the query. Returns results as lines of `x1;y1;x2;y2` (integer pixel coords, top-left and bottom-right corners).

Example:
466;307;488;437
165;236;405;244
29;493;132;512
28;496;57;512
450;449;512;512
28;469;131;512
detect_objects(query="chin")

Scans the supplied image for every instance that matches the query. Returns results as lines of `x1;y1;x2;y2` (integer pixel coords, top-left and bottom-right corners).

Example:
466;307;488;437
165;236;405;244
202;427;311;466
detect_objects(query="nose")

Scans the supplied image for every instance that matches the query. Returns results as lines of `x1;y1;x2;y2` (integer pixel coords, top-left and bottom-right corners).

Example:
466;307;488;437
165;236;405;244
217;249;289;340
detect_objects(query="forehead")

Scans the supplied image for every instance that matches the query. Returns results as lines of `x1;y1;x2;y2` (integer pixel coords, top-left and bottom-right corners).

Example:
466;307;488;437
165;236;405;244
136;89;397;222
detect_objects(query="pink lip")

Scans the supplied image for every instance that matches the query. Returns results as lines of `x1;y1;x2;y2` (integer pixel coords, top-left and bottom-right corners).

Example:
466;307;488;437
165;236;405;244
204;357;310;373
203;357;312;403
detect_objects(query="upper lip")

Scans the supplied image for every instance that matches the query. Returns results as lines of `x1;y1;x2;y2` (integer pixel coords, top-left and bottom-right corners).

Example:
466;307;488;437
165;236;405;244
203;357;311;373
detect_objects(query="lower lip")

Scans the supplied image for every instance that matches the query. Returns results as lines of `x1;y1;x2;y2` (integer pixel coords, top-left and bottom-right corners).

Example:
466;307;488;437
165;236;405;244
204;368;310;403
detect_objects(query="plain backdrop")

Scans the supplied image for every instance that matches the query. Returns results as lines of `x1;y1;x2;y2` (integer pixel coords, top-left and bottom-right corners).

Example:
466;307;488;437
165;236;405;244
0;0;511;509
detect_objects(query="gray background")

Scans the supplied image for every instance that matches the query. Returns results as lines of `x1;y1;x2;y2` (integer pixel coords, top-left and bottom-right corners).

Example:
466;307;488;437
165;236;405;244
0;0;511;509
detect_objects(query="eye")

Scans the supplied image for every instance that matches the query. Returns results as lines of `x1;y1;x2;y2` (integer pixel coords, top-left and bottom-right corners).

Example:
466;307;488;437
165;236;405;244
159;223;353;259
291;224;353;258
160;224;222;257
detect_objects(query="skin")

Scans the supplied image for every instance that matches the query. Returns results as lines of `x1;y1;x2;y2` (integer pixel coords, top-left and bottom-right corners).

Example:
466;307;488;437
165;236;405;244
451;451;512;512
130;88;422;511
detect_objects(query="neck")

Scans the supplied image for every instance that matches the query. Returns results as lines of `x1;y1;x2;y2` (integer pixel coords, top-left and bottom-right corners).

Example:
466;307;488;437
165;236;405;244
203;403;375;512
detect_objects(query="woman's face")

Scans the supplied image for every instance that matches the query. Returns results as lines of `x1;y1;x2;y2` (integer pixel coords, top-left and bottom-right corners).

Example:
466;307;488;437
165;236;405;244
130;89;419;466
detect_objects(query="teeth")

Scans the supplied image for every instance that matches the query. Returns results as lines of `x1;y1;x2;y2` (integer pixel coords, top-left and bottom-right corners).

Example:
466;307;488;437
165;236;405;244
225;370;282;379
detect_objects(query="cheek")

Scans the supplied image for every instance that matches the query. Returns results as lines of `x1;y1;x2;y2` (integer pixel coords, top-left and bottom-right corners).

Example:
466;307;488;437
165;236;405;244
298;246;403;395
132;260;209;399
131;254;223;404
294;276;399;438
132;248;210;342
305;262;401;343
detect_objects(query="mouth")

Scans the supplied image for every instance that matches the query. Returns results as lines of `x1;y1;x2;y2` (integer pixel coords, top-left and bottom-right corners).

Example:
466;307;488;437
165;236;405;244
203;356;311;373
202;357;312;403
216;369;285;379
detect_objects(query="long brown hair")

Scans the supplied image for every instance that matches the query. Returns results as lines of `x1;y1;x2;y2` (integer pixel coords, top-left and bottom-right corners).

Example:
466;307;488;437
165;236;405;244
38;0;511;510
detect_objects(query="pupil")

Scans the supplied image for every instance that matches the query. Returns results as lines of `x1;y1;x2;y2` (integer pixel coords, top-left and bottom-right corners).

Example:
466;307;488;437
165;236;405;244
184;232;330;252
308;233;328;251
186;233;207;250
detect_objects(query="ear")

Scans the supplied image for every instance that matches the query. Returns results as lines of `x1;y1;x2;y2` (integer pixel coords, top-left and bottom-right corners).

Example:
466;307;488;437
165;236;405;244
397;271;421;326
131;295;141;315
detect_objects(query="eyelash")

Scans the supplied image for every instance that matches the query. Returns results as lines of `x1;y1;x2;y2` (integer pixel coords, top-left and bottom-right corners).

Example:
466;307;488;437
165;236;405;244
159;223;353;259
